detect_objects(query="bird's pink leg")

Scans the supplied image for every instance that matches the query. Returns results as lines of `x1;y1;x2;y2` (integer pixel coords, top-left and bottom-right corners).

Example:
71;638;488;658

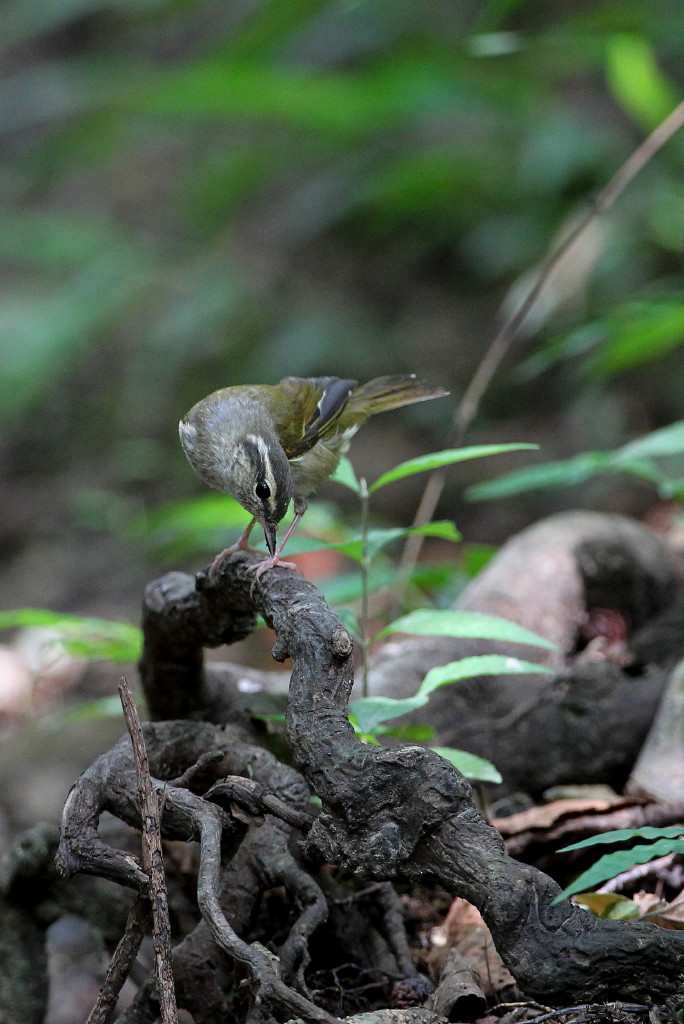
247;512;303;579
208;518;259;577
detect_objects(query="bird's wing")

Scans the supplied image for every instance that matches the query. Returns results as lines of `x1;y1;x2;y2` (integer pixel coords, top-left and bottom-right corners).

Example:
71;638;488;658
273;377;357;458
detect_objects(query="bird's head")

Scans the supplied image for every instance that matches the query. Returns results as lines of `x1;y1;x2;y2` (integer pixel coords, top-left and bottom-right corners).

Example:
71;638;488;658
228;433;293;555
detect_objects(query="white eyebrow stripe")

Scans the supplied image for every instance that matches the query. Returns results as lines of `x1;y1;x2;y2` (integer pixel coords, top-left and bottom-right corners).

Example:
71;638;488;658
246;433;278;515
246;433;269;464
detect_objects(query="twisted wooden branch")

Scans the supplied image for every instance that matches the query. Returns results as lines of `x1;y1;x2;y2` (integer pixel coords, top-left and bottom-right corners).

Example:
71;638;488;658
140;551;684;1005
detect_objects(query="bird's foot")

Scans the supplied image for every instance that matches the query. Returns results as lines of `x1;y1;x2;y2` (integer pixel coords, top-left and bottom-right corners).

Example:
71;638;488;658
206;519;260;579
246;555;300;580
205;544;257;581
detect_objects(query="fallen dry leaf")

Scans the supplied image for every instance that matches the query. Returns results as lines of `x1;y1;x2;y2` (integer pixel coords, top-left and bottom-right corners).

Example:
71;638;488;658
428;897;516;996
492;797;628;837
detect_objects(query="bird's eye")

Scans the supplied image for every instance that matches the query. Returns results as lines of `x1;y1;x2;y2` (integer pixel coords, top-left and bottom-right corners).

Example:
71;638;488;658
255;481;271;500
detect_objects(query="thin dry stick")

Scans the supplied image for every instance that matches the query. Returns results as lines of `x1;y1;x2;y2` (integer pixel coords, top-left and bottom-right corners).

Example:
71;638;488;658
86;894;150;1024
167;749;225;788
397;99;684;586
119;677;178;1024
641;890;684;921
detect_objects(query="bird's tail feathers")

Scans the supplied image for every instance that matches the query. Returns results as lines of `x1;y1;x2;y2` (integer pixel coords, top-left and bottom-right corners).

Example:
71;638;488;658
348;375;448;416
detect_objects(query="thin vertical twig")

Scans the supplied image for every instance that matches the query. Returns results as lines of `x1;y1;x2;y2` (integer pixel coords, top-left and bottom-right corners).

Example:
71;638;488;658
119;677;178;1024
86;894;150;1024
396;99;684;588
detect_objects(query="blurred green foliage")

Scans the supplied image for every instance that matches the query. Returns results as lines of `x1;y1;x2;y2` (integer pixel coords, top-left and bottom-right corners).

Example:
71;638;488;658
467;419;684;501
2;0;684;533
0;608;141;661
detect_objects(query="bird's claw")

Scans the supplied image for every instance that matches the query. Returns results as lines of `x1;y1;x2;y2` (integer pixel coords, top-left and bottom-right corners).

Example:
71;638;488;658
207;537;262;581
206;547;238;580
246;556;300;580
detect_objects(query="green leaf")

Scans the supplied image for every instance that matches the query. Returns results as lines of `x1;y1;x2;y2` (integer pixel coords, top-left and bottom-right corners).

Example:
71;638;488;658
354;731;382;746
466;451;613;501
418;655;551;696
377;609;555;648
559;826;684;853
125;494;252;559
606;34;680;131
601;456;666;488
431;747;502;783
407;562;466;590
602;899;642;920
0;610;142;662
589;300;684;377
349;694;429;734
613;421;684;462
379;723;436;741
573;892;641;919
466;420;684;503
333;520;460;562
554;839;684;902
330;456;360;493
369;444;538;492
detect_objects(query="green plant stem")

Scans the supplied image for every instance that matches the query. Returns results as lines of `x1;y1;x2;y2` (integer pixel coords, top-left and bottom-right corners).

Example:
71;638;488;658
359;477;370;698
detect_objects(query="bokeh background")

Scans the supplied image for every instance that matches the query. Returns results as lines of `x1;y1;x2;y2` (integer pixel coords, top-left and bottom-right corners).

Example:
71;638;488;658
2;4;684;1018
3;0;684;627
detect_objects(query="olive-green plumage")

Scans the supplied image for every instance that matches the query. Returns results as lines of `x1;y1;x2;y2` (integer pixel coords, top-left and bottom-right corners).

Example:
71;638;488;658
179;374;448;574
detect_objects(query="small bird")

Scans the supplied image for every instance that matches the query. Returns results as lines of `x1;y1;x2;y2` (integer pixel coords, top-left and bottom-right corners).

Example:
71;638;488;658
179;375;448;577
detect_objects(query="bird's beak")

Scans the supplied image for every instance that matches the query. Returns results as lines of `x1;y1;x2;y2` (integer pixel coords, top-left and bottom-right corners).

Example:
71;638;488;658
263;522;278;557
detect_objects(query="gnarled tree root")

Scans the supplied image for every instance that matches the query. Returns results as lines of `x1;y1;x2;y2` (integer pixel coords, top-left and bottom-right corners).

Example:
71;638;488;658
56;719;341;1023
49;548;684;1019
139;553;684;1005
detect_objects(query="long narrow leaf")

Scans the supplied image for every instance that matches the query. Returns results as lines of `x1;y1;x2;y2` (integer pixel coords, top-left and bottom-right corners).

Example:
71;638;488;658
554;839;684;902
613;420;684;462
466;446;668;502
465;451;612;501
559;825;684;853
376;609;555;648
369;444;537;492
418;655;551;696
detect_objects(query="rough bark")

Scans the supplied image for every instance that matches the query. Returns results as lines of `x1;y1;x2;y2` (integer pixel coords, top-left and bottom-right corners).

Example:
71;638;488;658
11;511;681;1020
133;548;684;1004
185;512;684;796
